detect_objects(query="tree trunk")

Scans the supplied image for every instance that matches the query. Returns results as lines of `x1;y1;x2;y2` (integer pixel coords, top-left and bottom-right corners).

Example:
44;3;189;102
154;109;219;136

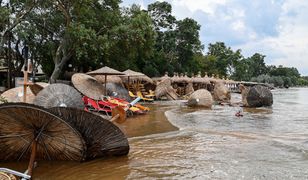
49;48;73;84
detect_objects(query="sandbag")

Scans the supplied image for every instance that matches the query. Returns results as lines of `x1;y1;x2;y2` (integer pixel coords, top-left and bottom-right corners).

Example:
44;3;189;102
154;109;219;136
246;85;273;107
187;89;213;108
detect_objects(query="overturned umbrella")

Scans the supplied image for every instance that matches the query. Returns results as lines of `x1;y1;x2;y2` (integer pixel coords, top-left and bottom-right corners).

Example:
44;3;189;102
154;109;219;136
0;103;86;178
49;107;129;160
72;73;105;100
33;83;83;109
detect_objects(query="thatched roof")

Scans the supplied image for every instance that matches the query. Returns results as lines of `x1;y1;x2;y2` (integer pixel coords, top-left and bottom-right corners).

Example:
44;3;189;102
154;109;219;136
87;66;124;75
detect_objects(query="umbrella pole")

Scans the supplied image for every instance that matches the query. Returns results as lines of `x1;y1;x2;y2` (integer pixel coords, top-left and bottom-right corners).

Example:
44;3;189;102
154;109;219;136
105;75;107;95
23;71;28;103
26;140;37;177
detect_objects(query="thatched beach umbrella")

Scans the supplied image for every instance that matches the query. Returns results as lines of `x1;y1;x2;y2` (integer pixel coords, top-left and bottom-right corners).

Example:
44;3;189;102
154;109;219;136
93;75;122;84
122;69;153;84
1;86;35;103
33;83;83;109
187;89;213;108
171;73;180;83
87;66;125;95
213;82;231;103
0;103;86;176
155;78;178;100
49;107;129;160
72;73;105;100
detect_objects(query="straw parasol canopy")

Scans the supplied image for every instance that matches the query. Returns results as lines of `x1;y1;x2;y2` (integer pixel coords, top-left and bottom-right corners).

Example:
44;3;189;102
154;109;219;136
193;72;210;84
121;69;153;84
93;75;122;84
213;82;231;103
87;66;125;95
33;83;83;109
49;107;129;160
171;73;180;83
187;89;213;108
29;82;49;95
155;78;178;100
72;73;105;100
246;85;273;107
0;103;86;162
1;86;35;103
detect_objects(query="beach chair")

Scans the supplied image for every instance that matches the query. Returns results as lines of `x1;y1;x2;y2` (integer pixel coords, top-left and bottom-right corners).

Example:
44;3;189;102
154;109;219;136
145;90;155;98
137;91;154;102
129;91;137;99
87;97;112;115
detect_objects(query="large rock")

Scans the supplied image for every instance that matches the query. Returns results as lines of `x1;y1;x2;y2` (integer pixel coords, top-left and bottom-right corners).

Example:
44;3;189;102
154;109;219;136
187;89;213;108
246;85;273;107
213;82;231;103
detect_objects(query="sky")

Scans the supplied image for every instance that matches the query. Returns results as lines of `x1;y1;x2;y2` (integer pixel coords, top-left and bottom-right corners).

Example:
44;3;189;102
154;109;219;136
121;0;308;76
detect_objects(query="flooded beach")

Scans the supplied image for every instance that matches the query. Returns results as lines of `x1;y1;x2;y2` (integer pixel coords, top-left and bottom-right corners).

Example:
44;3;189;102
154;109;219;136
1;88;308;179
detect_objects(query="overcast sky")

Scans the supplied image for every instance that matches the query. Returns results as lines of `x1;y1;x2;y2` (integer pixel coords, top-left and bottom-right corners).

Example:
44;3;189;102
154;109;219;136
121;0;308;76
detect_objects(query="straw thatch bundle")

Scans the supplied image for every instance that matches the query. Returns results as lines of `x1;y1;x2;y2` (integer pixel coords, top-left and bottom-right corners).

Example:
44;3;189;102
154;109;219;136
246;85;273;107
50;107;129;160
155;78;178;100
187;89;213;108
213;82;231;103
106;82;131;101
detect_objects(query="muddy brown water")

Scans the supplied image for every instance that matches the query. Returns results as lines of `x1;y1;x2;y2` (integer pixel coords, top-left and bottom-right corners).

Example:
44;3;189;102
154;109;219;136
1;88;308;179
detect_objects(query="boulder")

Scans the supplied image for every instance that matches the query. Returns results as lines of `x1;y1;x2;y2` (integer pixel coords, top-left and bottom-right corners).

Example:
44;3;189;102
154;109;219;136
187;89;213;108
246;85;273;107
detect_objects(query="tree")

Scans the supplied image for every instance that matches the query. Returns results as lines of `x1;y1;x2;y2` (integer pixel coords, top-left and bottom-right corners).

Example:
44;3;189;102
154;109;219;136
176;18;203;73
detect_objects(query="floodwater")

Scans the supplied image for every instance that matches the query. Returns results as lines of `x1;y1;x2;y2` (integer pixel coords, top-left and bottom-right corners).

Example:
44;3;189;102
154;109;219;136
1;88;308;179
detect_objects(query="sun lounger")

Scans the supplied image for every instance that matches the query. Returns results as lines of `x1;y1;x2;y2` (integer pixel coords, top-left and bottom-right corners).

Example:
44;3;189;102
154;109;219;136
137;91;154;102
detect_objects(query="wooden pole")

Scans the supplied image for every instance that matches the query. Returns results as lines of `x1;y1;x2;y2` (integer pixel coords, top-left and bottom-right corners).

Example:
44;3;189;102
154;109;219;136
23;71;28;102
104;75;107;95
27;140;37;177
